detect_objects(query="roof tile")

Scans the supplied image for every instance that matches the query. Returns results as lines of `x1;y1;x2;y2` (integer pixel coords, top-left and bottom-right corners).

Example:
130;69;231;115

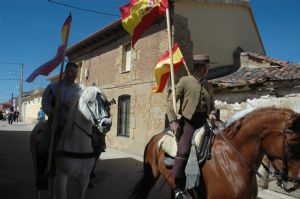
212;53;300;88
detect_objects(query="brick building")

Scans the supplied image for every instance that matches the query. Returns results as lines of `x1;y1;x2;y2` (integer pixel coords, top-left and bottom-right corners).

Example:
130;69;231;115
66;0;264;156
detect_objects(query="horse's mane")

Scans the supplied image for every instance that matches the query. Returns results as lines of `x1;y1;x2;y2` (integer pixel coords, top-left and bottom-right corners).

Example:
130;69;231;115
223;107;297;139
78;86;103;108
61;85;103;137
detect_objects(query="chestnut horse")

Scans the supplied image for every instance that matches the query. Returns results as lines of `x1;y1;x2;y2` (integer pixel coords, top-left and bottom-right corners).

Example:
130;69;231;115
131;107;300;199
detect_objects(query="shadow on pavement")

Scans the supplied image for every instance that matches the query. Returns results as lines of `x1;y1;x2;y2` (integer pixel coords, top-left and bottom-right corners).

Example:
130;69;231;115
85;157;170;199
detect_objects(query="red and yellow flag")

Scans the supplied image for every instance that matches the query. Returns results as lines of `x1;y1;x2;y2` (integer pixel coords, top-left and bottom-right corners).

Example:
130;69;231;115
26;15;72;83
120;0;169;48
152;44;184;93
61;15;72;46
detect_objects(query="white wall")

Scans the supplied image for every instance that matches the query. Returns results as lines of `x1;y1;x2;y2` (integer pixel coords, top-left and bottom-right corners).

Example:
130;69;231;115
175;2;264;67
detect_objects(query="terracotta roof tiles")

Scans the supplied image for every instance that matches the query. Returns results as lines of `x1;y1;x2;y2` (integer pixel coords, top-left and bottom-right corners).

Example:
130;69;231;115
212;53;300;88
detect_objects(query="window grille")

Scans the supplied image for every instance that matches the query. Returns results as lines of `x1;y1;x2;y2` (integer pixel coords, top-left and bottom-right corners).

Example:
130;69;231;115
117;95;131;137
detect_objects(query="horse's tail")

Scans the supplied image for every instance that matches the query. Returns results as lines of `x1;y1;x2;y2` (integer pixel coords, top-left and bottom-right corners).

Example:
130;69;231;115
130;134;162;199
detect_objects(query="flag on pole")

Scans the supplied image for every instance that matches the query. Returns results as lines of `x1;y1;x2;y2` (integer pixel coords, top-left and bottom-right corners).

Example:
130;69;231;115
26;15;72;83
120;0;169;48
26;45;65;83
61;15;72;46
152;43;184;93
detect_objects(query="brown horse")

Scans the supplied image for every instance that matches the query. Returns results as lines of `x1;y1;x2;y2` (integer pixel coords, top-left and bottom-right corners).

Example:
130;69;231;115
131;107;300;199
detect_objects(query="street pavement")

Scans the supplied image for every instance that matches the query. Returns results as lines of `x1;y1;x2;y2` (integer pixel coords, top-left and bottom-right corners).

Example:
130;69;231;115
0;121;298;199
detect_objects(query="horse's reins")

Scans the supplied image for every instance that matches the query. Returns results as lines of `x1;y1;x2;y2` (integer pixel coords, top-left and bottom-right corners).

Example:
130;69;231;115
211;121;266;180
55;120;98;158
56;95;109;159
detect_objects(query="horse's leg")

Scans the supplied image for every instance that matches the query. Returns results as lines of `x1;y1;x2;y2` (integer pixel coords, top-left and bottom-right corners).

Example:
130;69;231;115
170;190;175;199
130;134;172;199
131;161;161;199
74;176;90;199
89;153;101;188
49;176;55;199
54;174;68;199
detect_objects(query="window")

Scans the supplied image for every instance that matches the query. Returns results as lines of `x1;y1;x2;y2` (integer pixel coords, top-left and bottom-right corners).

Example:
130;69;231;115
77;62;83;83
117;95;131;137
121;43;132;73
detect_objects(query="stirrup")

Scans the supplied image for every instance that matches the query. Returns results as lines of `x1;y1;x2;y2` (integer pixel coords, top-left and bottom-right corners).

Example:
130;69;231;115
175;190;185;199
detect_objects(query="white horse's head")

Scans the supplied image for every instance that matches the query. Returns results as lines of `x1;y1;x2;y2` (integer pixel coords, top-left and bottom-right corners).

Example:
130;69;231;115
78;86;112;134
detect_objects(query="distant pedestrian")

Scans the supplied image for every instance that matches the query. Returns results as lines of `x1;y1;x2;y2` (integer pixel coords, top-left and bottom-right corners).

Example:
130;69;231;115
8;106;14;124
37;108;45;121
13;111;19;122
0;110;3;121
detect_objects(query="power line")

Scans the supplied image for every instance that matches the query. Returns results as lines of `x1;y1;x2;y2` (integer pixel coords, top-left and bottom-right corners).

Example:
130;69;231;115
0;69;19;73
48;0;121;17
0;61;23;65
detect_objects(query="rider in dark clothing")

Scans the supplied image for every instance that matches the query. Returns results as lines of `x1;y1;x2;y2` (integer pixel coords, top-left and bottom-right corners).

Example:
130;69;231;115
166;54;216;199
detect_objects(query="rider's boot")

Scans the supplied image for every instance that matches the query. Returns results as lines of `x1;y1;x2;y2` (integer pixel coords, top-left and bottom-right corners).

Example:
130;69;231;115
174;178;185;199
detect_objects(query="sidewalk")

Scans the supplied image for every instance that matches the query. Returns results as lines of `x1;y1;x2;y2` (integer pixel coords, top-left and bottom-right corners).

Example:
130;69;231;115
0;120;35;132
0;121;297;199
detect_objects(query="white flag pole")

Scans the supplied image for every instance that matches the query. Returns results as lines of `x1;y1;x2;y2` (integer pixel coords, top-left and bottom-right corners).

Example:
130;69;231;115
183;60;191;76
165;7;177;113
47;13;72;173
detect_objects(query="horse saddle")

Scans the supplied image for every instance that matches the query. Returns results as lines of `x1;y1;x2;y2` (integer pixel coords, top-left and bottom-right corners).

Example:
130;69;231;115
158;125;214;167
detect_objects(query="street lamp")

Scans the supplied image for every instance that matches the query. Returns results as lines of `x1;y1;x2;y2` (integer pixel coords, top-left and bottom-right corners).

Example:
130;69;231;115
0;62;23;121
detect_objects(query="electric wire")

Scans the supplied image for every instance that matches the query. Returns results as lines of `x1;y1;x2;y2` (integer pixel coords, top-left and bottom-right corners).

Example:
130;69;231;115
48;0;121;17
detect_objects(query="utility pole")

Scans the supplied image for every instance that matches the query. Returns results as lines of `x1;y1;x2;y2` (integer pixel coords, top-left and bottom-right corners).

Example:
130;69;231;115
0;61;24;121
11;93;14;106
18;64;23;121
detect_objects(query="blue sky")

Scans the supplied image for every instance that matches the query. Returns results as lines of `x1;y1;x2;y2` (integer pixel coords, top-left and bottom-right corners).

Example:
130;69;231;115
0;0;299;103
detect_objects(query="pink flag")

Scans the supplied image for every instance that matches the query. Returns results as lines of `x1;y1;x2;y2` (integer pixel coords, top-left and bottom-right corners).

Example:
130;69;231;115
26;45;65;82
26;15;72;83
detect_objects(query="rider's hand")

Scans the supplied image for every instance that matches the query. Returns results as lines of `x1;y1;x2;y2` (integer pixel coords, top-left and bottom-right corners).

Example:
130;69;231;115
169;121;180;136
209;112;216;121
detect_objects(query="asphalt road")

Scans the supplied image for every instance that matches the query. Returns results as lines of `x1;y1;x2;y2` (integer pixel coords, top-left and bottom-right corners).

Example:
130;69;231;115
0;124;170;199
0;121;297;199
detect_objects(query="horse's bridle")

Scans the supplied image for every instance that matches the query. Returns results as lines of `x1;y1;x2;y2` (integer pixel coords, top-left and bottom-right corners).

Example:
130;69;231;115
55;93;110;159
85;92;110;135
268;128;300;192
212;126;265;179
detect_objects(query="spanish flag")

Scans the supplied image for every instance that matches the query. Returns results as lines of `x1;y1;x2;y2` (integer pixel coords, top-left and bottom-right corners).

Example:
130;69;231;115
152;44;184;93
120;0;169;48
61;14;72;46
26;15;72;83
